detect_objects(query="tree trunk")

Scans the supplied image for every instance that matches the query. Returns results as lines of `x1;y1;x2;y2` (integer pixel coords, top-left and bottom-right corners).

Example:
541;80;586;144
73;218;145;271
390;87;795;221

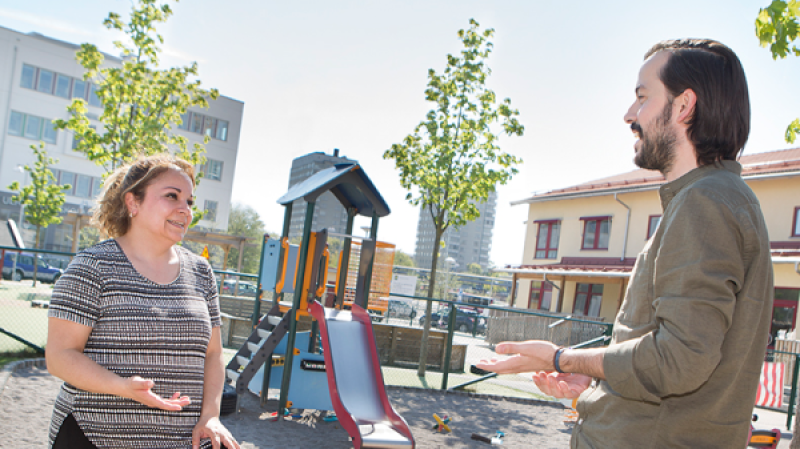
32;225;40;287
417;225;445;377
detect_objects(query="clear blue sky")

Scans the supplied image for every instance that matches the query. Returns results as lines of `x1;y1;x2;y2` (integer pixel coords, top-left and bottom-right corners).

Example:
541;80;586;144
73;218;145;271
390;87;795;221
2;0;798;268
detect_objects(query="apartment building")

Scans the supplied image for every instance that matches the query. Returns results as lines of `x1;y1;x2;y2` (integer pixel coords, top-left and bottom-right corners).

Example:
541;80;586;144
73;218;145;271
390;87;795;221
505;148;800;343
286;150;358;240
414;190;497;272
0;25;243;251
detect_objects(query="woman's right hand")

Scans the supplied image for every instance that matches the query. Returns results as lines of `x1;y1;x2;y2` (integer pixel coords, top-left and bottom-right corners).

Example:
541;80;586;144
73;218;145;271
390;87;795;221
124;376;191;411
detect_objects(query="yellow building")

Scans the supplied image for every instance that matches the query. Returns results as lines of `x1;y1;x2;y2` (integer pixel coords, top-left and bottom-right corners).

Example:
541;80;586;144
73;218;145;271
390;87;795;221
504;148;800;341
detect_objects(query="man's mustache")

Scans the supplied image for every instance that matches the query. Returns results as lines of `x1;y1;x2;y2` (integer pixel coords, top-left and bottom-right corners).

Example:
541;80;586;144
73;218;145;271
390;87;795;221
631;122;642;134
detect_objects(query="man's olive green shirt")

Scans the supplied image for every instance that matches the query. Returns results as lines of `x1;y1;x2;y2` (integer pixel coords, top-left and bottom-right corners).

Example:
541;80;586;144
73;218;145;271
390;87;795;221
572;161;774;448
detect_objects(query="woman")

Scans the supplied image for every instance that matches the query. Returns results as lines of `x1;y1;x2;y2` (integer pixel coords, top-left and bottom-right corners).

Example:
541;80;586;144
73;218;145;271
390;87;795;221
46;154;240;449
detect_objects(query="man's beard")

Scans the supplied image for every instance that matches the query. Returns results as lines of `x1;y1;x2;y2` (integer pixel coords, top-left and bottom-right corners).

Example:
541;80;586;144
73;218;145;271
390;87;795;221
632;100;677;174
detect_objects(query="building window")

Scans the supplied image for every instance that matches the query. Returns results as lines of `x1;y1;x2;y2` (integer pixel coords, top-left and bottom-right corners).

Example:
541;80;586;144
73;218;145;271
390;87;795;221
72;79;87;99
10;111;58;144
178;111;190;130
217;120;229;141
8;111;23;136
75;175;92;198
42;121;58;144
180;111;229;141
24;115;42;139
88;83;102;107
792;207;800;237
36;69;54;94
59;171;76;193
534;220;560;259
21;64;36;89
203;159;223;181
204;200;218;221
581;216;610;250
55;74;72;98
92;178;103;198
574;283;603;317
529;280;553;311
648;215;662;239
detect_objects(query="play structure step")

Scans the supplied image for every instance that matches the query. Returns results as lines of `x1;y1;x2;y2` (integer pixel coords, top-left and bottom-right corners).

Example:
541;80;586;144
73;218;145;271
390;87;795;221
225;304;292;397
226;369;240;382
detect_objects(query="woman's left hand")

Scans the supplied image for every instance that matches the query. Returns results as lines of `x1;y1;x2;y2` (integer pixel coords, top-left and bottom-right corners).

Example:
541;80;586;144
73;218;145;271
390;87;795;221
192;415;240;449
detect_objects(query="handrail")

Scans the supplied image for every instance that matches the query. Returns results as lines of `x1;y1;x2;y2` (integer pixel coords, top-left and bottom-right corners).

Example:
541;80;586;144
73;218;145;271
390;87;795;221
388;293;613;330
0;245;76;257
213;270;257;279
316;246;330;298
275;237;290;294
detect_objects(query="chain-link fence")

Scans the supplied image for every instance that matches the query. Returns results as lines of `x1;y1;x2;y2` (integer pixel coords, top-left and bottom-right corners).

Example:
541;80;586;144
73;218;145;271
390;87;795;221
0;245;263;355
0;246;73;355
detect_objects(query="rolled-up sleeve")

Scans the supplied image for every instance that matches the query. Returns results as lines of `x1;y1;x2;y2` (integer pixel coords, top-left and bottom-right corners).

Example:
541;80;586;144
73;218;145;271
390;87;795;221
604;187;748;403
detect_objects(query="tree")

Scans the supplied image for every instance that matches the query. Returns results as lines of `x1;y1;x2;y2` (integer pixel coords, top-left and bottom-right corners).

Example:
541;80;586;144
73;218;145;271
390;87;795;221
225;203;270;274
54;0;218;223
756;0;800;142
467;263;483;275
8;143;71;286
384;19;523;376
393;250;415;268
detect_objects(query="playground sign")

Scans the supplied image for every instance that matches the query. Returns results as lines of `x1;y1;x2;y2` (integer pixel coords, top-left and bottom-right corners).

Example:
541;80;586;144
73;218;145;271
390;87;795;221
390;274;417;297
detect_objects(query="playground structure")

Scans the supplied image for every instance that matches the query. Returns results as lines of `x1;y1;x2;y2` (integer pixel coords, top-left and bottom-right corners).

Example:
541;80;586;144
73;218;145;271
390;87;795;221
224;161;415;448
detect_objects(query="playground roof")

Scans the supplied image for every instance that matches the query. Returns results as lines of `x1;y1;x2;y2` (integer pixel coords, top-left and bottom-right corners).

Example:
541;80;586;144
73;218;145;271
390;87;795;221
277;163;391;218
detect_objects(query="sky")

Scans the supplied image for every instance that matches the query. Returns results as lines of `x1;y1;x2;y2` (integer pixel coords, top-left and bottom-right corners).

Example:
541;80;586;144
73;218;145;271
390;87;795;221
1;0;799;269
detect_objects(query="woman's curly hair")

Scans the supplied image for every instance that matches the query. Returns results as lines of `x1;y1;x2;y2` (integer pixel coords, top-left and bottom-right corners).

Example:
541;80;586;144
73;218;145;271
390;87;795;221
92;154;195;238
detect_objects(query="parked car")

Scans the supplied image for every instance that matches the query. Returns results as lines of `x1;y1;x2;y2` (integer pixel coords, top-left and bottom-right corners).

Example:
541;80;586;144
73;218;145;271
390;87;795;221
2;252;64;283
218;279;258;297
386;299;416;319
419;308;486;334
417;310;445;327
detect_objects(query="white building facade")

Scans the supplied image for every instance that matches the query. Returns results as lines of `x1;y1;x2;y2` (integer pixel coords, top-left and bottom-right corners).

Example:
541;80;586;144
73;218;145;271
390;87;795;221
0;26;243;251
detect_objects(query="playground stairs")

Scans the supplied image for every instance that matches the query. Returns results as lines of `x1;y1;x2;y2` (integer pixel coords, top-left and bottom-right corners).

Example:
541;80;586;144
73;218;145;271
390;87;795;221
224;304;290;399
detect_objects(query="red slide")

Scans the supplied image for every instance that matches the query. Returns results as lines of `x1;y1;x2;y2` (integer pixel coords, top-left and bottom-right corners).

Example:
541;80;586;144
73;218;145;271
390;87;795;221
309;300;415;449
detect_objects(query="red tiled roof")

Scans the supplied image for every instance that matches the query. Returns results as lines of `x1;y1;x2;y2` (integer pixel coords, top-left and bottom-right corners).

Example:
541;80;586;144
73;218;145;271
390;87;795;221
520;148;800;202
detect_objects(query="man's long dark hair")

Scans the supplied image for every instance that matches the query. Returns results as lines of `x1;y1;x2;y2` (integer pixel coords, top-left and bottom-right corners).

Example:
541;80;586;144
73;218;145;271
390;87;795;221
645;39;750;166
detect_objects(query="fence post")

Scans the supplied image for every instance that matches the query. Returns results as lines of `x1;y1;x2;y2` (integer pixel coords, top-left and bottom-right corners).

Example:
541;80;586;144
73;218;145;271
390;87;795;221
441;302;456;390
788;353;800;431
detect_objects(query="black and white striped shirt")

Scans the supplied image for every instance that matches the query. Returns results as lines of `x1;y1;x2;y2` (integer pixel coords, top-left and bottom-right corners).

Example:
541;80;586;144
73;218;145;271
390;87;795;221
48;239;221;448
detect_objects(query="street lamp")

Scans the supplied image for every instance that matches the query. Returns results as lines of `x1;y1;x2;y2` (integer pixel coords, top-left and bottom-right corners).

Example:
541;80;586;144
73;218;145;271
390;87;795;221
445;256;456;301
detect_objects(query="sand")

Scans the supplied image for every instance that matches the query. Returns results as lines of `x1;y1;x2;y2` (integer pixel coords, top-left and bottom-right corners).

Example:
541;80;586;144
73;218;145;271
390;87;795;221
1;360;572;448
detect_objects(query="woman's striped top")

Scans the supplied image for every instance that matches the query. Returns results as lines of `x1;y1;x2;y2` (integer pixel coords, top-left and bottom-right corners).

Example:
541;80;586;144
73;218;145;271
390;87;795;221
47;239;221;448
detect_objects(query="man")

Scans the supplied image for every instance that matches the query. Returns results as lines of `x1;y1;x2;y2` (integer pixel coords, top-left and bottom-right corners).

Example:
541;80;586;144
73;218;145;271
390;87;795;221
477;39;773;448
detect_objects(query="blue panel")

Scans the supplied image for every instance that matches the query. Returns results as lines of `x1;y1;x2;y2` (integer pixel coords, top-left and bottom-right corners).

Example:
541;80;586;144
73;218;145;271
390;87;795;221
283;244;299;294
259;238;281;290
247;331;333;411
